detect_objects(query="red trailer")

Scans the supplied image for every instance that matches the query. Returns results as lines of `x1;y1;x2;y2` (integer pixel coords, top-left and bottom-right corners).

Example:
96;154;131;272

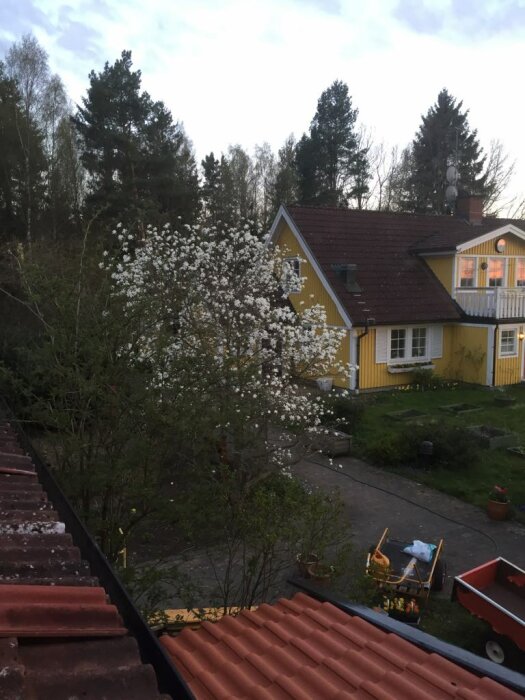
453;557;525;667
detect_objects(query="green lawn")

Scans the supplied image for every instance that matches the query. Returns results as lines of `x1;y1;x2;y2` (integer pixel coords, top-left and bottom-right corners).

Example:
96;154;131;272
350;383;525;521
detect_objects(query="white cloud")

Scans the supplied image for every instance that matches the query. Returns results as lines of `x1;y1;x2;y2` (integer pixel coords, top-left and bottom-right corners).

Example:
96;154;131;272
2;0;524;203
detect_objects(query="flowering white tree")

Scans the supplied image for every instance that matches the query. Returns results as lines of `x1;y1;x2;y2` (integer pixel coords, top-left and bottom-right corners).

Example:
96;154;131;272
106;221;347;486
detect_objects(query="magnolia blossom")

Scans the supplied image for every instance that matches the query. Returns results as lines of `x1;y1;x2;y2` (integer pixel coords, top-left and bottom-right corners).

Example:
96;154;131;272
105;222;348;473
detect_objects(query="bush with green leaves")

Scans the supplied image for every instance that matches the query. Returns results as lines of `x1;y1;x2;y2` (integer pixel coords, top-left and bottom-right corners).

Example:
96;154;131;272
322;395;364;433
367;424;480;471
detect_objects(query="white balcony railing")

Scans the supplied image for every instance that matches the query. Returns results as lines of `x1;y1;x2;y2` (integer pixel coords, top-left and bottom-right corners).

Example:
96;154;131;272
455;287;525;319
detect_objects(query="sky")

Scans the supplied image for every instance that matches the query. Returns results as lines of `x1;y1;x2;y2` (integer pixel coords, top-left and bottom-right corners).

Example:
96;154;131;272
1;0;524;204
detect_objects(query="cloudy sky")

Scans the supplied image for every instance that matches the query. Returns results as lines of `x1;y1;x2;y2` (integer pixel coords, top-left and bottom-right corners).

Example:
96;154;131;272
1;0;524;202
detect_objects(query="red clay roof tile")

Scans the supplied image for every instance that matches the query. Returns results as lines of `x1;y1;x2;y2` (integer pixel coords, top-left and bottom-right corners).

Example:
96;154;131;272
0;421;169;699
161;592;523;700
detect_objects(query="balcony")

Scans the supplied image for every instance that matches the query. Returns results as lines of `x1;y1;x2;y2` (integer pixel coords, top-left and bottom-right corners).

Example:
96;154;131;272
455;287;525;319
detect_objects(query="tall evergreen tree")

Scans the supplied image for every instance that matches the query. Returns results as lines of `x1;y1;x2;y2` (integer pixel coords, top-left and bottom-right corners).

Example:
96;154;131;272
272;134;299;213
407;89;487;214
74;50;199;227
296;80;369;207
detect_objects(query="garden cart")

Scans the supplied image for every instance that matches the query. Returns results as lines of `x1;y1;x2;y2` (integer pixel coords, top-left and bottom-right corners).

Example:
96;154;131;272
366;527;446;623
453;557;525;667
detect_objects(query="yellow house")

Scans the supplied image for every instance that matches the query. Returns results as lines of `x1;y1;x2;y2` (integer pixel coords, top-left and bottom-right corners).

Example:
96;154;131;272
269;198;525;391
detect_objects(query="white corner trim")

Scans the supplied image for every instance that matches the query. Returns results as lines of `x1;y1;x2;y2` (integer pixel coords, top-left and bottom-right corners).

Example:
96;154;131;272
269;208;353;329
456;224;525;253
267;205;288;243
486;324;496;386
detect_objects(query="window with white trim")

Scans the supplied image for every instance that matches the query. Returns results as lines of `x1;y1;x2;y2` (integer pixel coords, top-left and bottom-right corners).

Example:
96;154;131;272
411;327;427;357
389;327;428;362
517;258;525;287
459;257;476;287
282;257;301;294
488;257;506;287
390;329;406;359
500;328;518;357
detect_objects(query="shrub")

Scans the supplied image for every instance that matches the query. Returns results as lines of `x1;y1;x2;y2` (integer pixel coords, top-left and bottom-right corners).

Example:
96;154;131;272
322;395;365;433
410;368;446;390
367;424;480;471
366;432;409;466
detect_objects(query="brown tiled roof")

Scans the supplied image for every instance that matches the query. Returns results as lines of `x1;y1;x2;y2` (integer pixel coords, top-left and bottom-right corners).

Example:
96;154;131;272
0;421;170;700
285;206;525;326
160;592;522;700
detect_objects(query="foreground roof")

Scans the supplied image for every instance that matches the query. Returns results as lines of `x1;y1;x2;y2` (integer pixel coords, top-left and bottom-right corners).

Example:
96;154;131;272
0;420;171;699
282;206;525;326
160;592;521;700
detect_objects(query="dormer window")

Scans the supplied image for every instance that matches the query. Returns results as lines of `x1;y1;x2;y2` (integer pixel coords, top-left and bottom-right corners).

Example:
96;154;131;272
517;259;525;287
488;258;506;287
459;257;476;287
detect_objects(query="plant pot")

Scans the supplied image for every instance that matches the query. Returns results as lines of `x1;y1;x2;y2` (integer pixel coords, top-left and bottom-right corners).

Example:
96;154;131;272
306;563;334;584
487;499;510;521
296;553;319;577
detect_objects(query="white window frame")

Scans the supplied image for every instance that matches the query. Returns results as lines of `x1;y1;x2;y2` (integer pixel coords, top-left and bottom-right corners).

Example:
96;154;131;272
388;326;429;364
458;256;477;288
516;258;525;287
499;326;518;358
283;257;301;294
487;257;507;288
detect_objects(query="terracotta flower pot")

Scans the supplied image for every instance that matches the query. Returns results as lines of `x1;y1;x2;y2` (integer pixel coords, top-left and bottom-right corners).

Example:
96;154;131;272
487;499;510;521
296;553;319;577
306;563;334;585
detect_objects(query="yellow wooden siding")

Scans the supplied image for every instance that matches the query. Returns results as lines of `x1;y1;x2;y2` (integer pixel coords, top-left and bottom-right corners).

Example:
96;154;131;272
275;223;350;389
424;256;454;294
494;325;524;386
445;325;489;385
358;326;453;390
275;224;346;327
333;331;350;388
463;234;525;257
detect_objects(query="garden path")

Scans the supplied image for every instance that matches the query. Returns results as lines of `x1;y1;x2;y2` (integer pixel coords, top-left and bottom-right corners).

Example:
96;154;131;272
293;453;525;596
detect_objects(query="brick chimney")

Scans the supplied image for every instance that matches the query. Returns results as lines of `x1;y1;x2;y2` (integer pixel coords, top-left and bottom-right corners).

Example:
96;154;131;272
456;195;483;225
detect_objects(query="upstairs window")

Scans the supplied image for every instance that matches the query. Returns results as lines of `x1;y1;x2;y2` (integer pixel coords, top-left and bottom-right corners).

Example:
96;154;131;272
488;258;505;287
517;258;525;287
282;257;301;294
459;257;476;287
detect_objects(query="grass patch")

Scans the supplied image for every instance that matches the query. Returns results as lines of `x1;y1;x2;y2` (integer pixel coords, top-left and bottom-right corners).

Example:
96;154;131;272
351;384;525;521
419;597;487;654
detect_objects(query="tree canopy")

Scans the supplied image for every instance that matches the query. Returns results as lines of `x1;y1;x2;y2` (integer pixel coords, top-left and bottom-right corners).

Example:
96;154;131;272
405;88;487;214
296;80;370;207
74;50;199;228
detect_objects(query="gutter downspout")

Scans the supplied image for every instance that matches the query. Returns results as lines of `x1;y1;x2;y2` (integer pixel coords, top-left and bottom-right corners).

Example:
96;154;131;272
355;319;371;392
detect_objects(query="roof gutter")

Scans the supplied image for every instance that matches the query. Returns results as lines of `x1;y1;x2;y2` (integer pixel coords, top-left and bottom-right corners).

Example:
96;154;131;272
0;399;194;700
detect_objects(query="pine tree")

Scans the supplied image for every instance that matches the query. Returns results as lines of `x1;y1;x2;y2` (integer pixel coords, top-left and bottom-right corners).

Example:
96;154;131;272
296;80;369;207
272;134;299;213
407;89;487;214
74;50;199;227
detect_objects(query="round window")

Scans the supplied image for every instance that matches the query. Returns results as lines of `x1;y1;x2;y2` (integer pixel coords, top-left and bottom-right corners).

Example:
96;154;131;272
495;238;506;253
